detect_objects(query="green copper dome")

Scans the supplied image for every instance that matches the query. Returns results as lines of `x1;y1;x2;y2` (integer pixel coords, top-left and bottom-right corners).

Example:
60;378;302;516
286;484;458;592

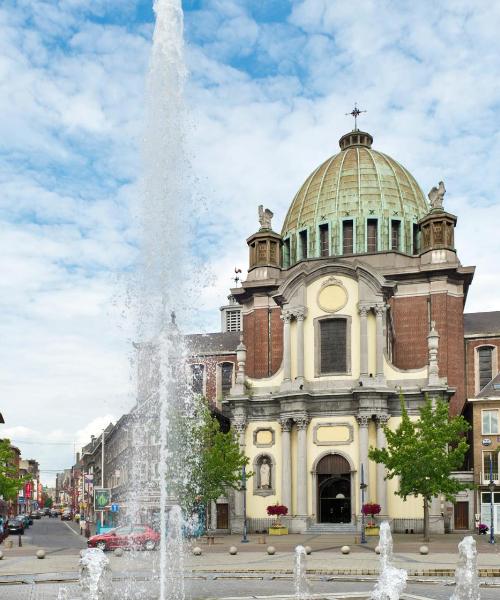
281;130;429;264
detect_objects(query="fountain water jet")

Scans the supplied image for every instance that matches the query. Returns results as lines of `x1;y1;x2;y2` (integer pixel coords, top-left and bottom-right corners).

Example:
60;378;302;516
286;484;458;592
370;522;407;600
79;548;112;600
294;545;310;600
450;536;480;600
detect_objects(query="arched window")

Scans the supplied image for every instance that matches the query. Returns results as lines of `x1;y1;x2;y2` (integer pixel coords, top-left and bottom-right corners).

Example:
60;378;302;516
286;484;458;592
221;362;234;398
191;364;204;396
478;346;494;391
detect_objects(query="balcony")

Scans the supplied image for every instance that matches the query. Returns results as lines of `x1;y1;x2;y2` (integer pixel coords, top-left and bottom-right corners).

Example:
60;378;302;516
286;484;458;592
480;472;499;485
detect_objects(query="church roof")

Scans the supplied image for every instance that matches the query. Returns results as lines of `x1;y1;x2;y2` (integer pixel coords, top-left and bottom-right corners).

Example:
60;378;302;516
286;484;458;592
185;331;240;355
464;311;500;336
281;129;429;257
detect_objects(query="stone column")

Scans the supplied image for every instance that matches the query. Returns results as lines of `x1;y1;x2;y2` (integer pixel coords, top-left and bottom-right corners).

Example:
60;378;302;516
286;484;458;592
295;308;306;383
374;305;386;379
295;416;309;516
357;415;370;499
375;414;389;515
233;420;247;517
281;310;292;383
280;418;292;512
210;501;217;530
359;305;369;379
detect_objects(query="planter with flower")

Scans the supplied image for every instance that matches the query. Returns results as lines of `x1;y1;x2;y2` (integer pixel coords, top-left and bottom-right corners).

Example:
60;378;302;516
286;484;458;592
267;504;288;535
362;502;381;535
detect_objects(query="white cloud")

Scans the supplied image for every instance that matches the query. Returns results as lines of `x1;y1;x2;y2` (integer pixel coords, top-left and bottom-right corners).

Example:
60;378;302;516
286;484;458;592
1;0;500;484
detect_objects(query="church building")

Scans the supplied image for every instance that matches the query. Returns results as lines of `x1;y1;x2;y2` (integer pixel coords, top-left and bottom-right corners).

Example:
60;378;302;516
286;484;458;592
218;121;480;534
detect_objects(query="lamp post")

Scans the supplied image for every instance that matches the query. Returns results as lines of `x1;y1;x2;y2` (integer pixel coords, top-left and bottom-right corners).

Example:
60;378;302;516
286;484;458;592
489;457;495;545
241;464;249;543
360;464;367;544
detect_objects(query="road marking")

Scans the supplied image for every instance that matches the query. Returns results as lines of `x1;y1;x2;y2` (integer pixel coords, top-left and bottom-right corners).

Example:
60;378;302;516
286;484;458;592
63;521;81;537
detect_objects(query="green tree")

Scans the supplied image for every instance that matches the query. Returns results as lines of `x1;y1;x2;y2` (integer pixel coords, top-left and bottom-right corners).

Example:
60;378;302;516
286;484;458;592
186;399;251;528
368;396;470;542
0;439;28;501
42;493;53;508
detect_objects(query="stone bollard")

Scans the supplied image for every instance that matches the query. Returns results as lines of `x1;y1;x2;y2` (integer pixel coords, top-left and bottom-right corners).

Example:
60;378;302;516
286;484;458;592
193;547;202;556
229;546;238;555
341;545;350;555
375;545;381;554
36;549;46;559
267;546;276;555
304;546;312;555
419;545;429;555
114;548;124;557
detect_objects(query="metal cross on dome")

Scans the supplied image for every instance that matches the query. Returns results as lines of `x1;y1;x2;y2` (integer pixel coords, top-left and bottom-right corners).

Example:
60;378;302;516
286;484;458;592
346;102;366;130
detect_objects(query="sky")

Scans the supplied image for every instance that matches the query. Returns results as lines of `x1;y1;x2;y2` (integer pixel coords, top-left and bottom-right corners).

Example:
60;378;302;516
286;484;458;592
1;0;500;485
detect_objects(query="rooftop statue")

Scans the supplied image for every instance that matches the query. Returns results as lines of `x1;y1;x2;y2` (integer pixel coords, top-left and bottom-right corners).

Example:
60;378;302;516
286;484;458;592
258;205;274;230
428;181;446;210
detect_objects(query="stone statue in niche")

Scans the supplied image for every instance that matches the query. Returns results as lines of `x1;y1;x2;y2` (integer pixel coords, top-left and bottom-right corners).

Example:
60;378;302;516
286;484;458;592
428;181;446;210
259;457;271;489
258;205;274;230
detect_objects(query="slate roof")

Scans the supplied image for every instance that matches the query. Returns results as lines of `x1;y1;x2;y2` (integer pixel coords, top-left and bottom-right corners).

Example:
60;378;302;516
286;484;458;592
185;331;240;355
477;372;500;399
464;311;500;336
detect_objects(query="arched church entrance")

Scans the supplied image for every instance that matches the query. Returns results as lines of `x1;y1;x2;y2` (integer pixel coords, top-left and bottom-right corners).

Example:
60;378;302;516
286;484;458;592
317;454;351;524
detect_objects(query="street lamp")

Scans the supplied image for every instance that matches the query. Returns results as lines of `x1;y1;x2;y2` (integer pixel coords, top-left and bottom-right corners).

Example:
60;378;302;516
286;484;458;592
360;464;367;544
489;457;495;545
241;464;249;543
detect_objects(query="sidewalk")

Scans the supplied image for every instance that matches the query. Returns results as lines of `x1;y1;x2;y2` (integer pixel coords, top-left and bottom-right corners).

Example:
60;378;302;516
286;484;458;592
1;532;500;583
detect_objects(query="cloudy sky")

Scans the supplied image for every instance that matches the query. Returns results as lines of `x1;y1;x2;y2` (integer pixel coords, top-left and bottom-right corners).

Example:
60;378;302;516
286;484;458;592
1;0;500;485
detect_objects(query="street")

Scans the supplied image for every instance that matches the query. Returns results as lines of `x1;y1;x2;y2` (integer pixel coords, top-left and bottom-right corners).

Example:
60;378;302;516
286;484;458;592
12;517;86;554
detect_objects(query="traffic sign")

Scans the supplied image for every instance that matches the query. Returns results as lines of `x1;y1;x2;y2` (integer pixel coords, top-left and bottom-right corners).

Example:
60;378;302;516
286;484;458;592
111;503;119;513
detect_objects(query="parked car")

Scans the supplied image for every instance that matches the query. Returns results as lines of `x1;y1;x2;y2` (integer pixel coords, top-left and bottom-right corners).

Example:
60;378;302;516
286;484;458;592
16;515;30;528
30;511;41;520
61;511;72;521
7;518;25;535
43;508;51;516
49;509;58;518
87;525;160;551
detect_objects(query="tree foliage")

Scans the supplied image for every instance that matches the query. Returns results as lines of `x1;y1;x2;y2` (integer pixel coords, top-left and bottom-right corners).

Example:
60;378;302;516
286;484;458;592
0;439;27;501
368;395;470;541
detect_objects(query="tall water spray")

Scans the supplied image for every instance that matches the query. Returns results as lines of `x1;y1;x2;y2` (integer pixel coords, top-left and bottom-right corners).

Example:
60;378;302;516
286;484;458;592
371;522;407;600
294;545;310;600
450;536;480;600
128;1;198;600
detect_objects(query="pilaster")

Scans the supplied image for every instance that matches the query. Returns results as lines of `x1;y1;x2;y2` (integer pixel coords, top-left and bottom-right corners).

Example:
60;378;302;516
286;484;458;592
356;414;370;499
295;415;309;516
375;414;389;516
280;417;292;513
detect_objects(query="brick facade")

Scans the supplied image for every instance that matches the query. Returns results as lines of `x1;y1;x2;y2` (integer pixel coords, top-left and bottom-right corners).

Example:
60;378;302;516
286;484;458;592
243;307;283;378
188;353;237;409
391;293;466;416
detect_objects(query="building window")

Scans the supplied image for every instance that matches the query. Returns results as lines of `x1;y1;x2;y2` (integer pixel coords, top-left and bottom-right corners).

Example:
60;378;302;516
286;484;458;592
367;219;378;252
412;224;420;255
481;492;500;504
482;410;499;435
283;238;291;267
299;230;308;260
191;364;204;396
319;224;329;257
221;363;233;398
478;346;494;390
483;451;498;480
225;310;241;332
342;220;354;254
391;220;401;250
319;318;347;374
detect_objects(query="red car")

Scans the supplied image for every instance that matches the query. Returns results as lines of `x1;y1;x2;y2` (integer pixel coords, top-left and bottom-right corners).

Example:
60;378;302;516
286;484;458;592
87;525;160;551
